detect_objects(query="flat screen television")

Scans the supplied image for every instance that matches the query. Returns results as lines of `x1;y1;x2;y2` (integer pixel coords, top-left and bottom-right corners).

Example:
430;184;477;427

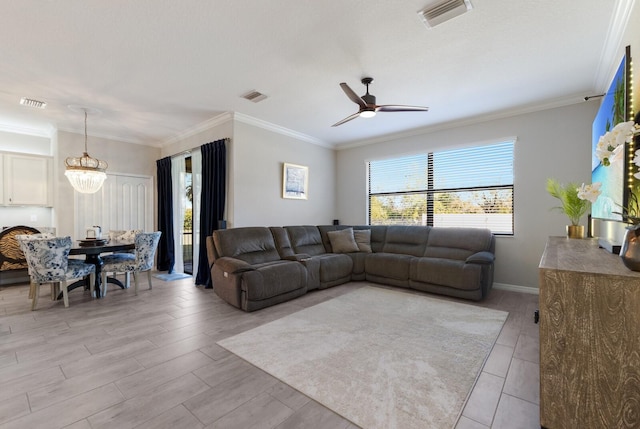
591;45;632;221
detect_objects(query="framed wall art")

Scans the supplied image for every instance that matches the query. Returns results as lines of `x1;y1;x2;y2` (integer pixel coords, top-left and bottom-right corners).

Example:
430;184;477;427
283;162;308;199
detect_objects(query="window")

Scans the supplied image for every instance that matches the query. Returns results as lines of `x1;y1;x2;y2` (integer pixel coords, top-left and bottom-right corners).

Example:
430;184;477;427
368;141;514;235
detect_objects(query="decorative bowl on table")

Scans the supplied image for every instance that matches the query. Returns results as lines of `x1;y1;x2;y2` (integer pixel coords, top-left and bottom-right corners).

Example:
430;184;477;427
78;238;108;247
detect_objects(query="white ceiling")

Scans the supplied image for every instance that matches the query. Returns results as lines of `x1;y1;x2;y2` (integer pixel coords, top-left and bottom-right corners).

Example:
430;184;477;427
0;1;630;148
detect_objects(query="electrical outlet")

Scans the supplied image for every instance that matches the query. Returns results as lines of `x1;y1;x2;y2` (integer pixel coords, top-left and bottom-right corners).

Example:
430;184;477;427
30;215;37;222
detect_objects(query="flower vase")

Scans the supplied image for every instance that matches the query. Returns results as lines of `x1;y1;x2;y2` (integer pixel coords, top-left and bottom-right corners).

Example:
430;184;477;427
620;225;640;271
566;225;584;239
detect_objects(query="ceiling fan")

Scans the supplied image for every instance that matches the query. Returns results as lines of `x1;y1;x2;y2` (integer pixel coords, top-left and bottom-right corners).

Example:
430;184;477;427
332;77;429;127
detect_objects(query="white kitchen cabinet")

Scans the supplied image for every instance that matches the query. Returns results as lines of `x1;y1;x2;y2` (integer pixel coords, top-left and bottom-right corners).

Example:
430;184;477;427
0;154;3;204
3;153;53;206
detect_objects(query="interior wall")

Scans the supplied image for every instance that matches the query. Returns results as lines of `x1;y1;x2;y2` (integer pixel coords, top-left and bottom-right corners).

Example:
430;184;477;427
231;121;336;227
336;101;599;290
56;130;160;239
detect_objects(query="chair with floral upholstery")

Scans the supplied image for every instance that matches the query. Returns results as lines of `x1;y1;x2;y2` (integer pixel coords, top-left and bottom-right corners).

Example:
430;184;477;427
105;229;142;288
14;232;58;300
100;231;161;296
17;236;96;310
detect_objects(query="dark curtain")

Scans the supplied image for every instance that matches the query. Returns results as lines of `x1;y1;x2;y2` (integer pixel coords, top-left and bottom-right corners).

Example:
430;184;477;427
196;139;226;286
156;157;175;273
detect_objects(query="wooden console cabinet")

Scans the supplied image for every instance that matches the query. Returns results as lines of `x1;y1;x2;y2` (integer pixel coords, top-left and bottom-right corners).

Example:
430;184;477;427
539;237;640;428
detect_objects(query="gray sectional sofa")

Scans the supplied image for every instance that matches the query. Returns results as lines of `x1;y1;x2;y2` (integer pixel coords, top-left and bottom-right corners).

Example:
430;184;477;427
206;225;495;312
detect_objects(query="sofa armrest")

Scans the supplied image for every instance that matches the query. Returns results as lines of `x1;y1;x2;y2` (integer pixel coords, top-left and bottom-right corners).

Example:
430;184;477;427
283;253;312;261
466;251;495;265
214;257;256;274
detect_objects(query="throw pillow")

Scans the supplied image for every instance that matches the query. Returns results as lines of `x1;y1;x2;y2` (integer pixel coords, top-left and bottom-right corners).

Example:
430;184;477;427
353;229;372;253
327;228;359;253
117;229;142;241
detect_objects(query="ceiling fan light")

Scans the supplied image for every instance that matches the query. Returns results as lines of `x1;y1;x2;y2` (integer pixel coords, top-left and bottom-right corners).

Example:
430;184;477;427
360;109;376;118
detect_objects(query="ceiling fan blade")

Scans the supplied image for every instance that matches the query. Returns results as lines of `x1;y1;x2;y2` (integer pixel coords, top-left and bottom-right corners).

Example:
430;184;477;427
340;83;367;109
331;111;361;127
377;104;429;112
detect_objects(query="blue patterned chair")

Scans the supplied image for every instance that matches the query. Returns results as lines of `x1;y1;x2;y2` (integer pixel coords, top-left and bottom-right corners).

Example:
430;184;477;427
16;236;96;310
14;233;57;300
100;231;161;296
106;229;142;288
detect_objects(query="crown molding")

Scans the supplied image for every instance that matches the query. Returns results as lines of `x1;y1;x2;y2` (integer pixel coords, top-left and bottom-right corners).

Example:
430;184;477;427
593;0;635;91
161;112;234;148
57;126;159;147
335;93;591;150
0;122;55;138
232;112;331;148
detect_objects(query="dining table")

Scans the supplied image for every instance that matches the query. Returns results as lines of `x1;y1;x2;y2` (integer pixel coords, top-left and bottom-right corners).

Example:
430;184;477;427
69;239;136;298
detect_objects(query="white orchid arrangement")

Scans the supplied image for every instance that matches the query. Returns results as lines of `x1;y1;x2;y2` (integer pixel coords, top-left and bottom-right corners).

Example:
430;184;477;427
547;179;602;226
596;120;640;167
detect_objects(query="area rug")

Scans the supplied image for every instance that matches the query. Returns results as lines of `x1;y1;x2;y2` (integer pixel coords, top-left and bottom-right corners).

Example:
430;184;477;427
152;272;191;281
218;286;508;429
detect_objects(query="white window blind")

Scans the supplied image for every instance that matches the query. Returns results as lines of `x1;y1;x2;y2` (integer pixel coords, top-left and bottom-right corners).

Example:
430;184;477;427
368;141;514;234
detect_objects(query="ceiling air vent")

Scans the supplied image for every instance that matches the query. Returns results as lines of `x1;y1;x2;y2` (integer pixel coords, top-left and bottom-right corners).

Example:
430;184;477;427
19;97;47;109
418;0;473;28
241;90;268;103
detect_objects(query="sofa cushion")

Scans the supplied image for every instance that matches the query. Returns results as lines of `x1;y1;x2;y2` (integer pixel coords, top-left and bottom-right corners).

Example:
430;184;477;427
382;225;430;256
317;253;353;284
301;253;353;289
327;228;359;253
241;260;307;301
270;227;295;258
213;227;281;265
354;230;372;253
423;227;493;259
365;253;414;280
368;226;388;253
285;226;327;256
411;257;482;291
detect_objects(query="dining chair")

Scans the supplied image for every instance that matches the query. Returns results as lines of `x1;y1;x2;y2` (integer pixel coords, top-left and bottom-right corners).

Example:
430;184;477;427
100;231;161;296
15;232;60;300
17;236;96;310
106;229;142;288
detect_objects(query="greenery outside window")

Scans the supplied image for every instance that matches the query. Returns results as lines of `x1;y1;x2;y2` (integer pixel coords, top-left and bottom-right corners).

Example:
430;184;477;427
368;141;514;235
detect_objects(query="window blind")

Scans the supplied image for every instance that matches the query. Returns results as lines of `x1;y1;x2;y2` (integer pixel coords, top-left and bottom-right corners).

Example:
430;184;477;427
368;141;514;234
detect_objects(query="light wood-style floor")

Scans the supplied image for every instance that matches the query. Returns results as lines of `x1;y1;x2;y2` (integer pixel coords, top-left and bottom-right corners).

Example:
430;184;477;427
0;276;540;428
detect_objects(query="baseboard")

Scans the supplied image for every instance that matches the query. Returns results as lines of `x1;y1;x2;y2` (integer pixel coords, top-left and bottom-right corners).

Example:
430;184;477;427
493;282;539;295
0;270;30;286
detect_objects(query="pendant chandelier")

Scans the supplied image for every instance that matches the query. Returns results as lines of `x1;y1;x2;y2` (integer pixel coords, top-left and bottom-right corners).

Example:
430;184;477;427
64;107;108;193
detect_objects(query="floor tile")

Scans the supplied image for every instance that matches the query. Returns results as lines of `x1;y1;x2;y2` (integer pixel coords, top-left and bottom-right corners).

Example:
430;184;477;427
274;400;352;429
185;368;279;425
483;343;514;378
513;333;539;364
492;394;540;429
462;372;504;426
0;383;124;429
131;404;204;429
88;373;208;429
502;358;540;405
266;382;311;411
115;350;213;399
205;392;294;429
0;394;30;425
455;415;490;429
0;366;65;403
28;357;143;411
